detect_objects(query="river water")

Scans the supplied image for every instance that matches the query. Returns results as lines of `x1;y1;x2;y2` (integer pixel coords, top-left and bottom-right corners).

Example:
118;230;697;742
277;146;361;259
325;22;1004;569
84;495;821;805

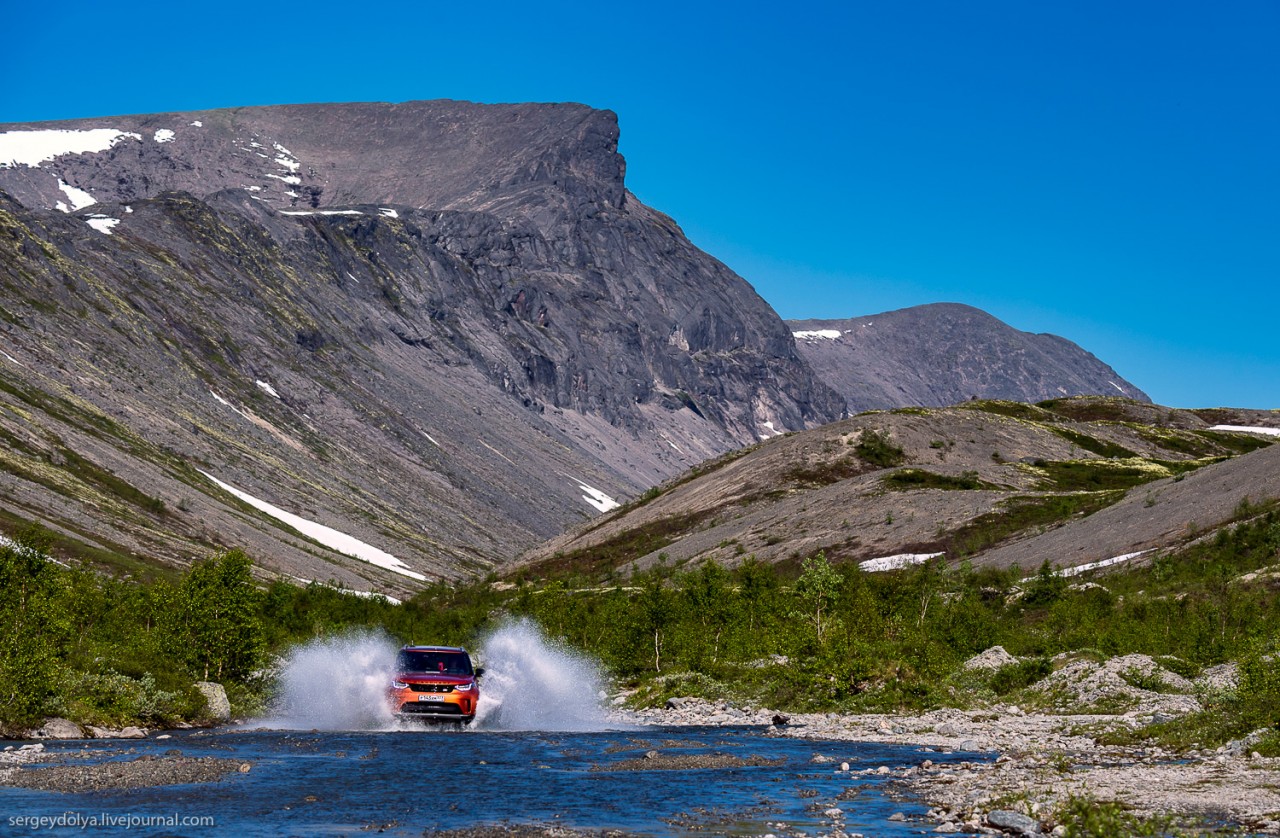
4;726;979;836
2;623;987;835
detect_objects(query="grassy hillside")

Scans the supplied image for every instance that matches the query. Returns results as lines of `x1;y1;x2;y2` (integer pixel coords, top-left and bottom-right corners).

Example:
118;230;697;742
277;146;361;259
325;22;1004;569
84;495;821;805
519;397;1279;579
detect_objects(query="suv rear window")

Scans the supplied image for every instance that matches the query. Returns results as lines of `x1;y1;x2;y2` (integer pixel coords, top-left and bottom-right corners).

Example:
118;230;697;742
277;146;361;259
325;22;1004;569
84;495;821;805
396;650;474;675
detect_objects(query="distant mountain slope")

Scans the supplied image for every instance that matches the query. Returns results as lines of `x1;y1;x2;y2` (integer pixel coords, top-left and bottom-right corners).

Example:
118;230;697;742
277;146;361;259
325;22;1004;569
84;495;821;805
970;439;1280;572
518;397;1279;578
789;303;1149;412
0;101;843;592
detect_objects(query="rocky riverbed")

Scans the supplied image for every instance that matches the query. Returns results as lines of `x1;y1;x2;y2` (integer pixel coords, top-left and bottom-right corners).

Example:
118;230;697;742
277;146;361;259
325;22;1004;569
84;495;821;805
625;696;1280;835
610;651;1280;835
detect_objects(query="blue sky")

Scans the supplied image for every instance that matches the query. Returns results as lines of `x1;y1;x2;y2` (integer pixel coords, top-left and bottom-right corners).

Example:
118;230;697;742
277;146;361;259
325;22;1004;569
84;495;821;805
3;1;1276;408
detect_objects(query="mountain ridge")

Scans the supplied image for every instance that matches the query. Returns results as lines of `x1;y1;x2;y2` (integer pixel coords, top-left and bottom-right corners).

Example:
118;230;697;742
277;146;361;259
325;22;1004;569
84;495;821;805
789;303;1149;412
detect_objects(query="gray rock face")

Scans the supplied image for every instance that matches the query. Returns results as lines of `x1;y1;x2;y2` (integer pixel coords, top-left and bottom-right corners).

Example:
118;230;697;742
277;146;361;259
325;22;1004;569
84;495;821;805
790;303;1149;412
0;101;843;587
194;681;231;722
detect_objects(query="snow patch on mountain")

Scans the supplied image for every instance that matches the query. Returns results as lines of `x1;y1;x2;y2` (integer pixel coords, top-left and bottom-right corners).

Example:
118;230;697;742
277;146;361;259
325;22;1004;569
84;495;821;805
199;471;426;581
793;329;841;341
1059;550;1150;577
575;480;620;512
57;179;96;212
210;390;249;420
85;215;119;235
1209;425;1280;437
0;128;141;168
860;552;944;572
153;129;175;143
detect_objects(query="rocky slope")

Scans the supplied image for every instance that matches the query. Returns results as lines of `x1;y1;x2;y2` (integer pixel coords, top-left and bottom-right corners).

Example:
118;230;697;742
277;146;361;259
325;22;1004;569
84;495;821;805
518;397;1279;577
0;100;843;593
789;303;1149;412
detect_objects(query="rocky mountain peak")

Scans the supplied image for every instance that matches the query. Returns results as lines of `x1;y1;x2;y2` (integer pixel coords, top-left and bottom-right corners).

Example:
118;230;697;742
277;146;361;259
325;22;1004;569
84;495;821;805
0;100;627;222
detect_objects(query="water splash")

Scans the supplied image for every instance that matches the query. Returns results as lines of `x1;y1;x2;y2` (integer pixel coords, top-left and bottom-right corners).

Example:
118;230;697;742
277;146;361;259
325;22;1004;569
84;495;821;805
254;619;614;732
473;617;612;731
260;630;399;730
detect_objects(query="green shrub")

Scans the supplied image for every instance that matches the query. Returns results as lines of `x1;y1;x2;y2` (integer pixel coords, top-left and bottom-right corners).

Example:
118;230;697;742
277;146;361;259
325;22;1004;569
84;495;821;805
990;657;1053;695
1055;796;1180;837
854;429;905;468
167;549;265;681
0;529;72;724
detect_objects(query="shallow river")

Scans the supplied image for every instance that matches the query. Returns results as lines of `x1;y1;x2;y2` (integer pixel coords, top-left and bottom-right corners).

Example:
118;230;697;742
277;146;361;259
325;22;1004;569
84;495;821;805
3;725;983;836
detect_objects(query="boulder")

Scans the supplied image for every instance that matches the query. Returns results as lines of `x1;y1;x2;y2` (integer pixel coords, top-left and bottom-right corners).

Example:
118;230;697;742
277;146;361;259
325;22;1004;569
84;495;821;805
963;646;1019;671
31;718;82;740
987;809;1042;836
86;724;148;739
194;681;232;722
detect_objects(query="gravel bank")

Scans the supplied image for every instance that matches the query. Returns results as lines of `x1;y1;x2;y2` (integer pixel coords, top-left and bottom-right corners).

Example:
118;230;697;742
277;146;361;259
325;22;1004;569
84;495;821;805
1;753;251;792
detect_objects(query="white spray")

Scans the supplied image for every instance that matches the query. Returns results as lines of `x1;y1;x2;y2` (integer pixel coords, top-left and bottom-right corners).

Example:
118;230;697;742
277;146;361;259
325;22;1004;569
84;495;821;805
472;617;612;731
260;630;400;730
255;619;613;732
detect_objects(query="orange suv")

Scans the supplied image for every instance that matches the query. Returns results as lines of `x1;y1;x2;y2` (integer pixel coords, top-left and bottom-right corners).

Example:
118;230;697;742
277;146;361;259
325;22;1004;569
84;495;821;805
388;645;483;723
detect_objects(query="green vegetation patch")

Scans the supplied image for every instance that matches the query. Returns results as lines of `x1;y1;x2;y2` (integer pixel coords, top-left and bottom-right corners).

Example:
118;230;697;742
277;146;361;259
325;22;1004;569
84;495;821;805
1026;457;1193;492
523;509;717;579
1131;425;1221;458
783;456;867;488
0;374;126;442
1045;425;1137;458
959;400;1058;422
883;469;996;491
1036;397;1143;423
59;447;168;516
1053;796;1185;837
852;429;906;468
941;491;1125;557
989;656;1053;695
1195;429;1276;455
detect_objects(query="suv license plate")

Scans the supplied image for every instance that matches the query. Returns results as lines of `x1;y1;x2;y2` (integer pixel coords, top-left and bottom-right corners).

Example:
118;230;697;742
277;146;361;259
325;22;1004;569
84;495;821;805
418;695;443;702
